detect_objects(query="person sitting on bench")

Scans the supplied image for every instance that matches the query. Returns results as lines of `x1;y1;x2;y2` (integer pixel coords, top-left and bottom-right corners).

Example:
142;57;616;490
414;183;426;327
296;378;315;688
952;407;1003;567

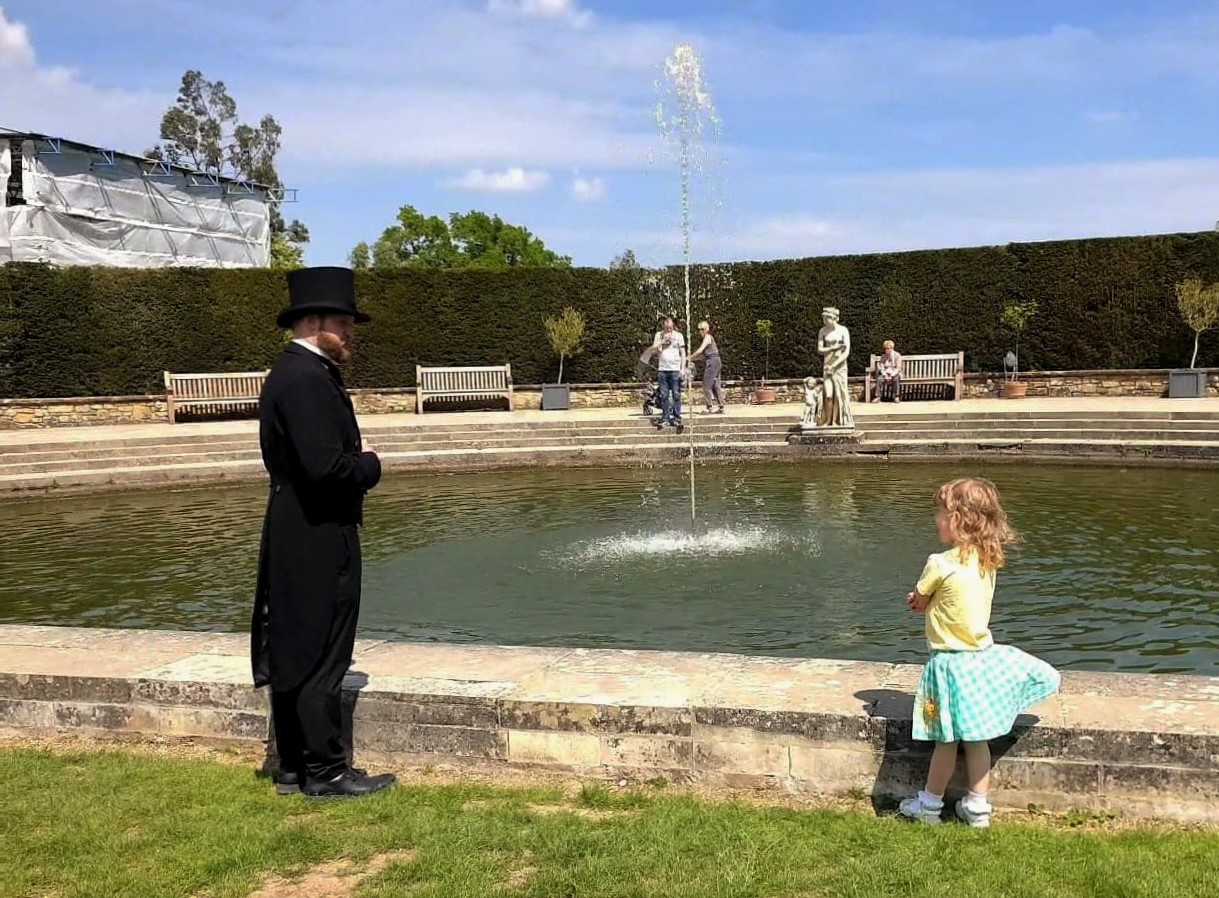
874;340;903;402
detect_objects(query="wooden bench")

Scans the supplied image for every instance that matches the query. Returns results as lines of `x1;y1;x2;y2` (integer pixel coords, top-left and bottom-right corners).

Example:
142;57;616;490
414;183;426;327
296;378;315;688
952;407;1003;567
416;364;514;413
164;370;268;423
865;351;964;402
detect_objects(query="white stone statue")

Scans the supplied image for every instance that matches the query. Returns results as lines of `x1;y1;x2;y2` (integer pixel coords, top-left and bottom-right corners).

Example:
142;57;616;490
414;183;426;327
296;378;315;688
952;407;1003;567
801;376;823;428
816;306;854;428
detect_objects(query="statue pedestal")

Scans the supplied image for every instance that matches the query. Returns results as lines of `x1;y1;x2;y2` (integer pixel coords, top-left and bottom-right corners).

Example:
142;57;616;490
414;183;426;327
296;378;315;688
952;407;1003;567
788;425;860;447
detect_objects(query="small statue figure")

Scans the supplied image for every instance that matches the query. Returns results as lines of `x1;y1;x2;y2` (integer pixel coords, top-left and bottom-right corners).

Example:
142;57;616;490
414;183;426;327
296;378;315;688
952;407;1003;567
801;376;823;428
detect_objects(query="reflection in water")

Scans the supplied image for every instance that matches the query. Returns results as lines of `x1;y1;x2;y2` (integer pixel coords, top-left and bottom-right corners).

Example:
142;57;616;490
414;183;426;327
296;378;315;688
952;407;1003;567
2;463;1218;674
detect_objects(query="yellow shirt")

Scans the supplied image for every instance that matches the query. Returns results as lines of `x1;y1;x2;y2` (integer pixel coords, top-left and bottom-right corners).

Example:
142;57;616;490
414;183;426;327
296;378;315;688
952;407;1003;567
916;546;995;652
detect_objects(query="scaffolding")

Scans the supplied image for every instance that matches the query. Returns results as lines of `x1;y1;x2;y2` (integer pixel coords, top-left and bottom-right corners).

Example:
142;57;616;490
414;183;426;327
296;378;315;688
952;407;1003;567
1;129;297;268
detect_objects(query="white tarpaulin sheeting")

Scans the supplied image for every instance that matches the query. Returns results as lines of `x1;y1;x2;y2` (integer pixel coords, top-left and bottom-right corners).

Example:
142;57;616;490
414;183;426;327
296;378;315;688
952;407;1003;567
0;145;11;263
2;139;271;268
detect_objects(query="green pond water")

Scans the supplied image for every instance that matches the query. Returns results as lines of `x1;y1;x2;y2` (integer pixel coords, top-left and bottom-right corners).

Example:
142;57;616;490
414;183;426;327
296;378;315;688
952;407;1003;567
2;462;1218;675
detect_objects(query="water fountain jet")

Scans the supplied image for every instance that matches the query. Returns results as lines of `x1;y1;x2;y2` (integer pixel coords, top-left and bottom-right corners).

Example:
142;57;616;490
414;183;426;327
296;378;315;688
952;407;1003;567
655;42;721;527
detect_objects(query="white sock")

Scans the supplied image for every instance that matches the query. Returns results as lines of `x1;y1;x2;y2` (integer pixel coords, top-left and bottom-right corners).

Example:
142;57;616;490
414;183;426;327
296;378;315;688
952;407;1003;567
918;790;944;809
963;791;991;811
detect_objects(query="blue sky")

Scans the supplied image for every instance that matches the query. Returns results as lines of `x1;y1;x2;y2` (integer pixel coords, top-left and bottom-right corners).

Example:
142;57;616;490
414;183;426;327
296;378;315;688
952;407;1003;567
3;0;1218;267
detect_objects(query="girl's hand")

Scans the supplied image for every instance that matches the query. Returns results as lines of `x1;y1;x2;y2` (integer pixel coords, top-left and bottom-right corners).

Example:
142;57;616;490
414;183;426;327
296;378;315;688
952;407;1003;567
906;591;929;613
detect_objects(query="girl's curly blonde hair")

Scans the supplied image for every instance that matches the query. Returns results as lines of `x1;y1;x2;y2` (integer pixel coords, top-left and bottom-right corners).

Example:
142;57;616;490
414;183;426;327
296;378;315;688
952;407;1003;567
936;477;1018;573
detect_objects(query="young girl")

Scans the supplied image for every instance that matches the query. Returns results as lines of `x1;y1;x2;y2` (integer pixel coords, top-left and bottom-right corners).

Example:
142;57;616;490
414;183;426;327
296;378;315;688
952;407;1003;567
899;477;1060;828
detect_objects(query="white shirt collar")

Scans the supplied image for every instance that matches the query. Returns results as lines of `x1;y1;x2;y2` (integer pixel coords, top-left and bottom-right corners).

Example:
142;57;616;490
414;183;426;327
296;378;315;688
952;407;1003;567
292;338;328;359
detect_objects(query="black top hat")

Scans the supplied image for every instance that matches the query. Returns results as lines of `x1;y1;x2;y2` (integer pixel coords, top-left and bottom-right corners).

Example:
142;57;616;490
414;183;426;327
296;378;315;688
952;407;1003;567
276;266;371;329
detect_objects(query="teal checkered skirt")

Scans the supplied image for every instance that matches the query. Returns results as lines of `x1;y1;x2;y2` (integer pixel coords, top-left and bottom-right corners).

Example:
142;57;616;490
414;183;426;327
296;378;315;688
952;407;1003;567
913;645;1060;743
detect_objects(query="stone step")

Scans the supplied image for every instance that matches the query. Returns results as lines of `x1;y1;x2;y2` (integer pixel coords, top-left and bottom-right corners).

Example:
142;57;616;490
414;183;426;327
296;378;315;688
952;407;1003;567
8;422;1219;472
858;428;1219;443
0;442;793;491
0;431;800;474
0;425;795;462
7;406;1219;452
8;415;1219;459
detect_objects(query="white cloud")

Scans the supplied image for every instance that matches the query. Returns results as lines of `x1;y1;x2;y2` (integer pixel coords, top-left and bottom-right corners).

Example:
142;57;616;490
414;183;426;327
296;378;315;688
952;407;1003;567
0;6;34;67
571;175;606;201
447;166;551;192
0;8;159;149
488;0;593;27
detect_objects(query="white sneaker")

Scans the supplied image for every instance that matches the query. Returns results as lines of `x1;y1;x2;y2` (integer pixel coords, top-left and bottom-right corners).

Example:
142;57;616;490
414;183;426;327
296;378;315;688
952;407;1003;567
956;799;992;829
898;795;943;825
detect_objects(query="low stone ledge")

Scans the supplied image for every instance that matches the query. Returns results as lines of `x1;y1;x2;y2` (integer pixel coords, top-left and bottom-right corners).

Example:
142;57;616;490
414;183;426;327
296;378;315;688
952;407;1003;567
1;625;1218;822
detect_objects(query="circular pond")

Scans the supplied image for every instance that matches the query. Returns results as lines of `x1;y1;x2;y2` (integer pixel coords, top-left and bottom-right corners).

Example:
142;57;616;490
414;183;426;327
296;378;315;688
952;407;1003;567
3;462;1217;674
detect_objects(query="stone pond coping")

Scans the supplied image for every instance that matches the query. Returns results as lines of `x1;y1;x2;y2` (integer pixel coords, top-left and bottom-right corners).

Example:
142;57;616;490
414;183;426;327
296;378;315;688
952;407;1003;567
2;625;1217;823
4;368;1217;428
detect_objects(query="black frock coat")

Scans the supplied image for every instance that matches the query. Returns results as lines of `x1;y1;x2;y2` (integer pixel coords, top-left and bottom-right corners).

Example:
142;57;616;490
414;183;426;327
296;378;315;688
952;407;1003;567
251;343;381;691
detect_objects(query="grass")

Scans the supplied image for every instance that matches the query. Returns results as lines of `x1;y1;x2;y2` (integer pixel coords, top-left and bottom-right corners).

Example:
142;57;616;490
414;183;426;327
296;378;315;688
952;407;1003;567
3;747;1218;898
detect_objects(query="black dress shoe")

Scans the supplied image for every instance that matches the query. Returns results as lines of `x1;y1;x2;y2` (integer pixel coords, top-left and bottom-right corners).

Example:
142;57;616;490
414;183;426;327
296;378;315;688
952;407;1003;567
303;769;396;799
276;767;366;795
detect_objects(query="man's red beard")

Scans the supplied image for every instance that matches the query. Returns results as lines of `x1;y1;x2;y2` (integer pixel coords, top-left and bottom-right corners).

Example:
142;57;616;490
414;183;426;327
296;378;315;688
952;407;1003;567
316;332;350;364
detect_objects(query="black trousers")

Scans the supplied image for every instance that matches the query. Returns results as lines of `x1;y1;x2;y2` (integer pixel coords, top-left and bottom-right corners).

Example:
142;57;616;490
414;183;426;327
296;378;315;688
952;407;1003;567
270;594;359;782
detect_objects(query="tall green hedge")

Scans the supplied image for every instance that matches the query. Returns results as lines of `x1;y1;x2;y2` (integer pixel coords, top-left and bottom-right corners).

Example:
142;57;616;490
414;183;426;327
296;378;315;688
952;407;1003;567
2;231;1217;398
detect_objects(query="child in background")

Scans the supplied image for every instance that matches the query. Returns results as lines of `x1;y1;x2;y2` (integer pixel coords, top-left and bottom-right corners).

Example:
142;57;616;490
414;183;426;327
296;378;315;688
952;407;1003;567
900;477;1060;828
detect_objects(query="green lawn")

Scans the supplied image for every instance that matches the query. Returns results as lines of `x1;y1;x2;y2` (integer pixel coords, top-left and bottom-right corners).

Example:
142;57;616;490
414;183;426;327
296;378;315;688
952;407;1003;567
3;748;1217;898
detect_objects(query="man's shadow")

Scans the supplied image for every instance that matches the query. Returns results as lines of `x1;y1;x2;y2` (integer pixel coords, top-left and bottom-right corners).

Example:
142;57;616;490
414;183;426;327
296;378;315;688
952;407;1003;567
854;688;1041;816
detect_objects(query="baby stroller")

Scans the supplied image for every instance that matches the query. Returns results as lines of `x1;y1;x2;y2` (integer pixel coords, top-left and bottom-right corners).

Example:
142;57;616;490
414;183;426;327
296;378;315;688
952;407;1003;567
636;347;664;415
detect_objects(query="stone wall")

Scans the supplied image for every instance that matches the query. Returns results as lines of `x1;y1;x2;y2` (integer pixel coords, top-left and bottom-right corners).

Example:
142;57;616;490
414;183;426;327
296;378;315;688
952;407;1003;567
3;625;1218;823
962;369;1219;399
0;395;167;429
3;369;1217;428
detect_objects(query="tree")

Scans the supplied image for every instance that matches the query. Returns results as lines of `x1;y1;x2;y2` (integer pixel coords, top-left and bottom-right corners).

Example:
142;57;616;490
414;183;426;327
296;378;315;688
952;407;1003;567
755;318;774;384
147;70;309;267
1175;278;1219;369
349;205;570;270
543;307;586;384
1000;297;1039;379
610;249;640;269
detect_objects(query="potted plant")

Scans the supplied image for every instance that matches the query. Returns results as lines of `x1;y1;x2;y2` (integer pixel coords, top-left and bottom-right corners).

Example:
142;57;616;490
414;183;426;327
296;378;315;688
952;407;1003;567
1171;278;1219;399
754;318;777;403
1000;298;1039;398
542;306;585;410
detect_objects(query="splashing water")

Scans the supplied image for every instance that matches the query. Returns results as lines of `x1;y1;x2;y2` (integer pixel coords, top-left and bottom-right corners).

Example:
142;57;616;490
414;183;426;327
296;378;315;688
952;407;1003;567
655;43;721;526
560;525;821;565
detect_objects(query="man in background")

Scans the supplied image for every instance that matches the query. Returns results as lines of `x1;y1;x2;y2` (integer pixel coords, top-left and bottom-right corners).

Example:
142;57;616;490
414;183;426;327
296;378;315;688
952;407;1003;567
652;316;686;428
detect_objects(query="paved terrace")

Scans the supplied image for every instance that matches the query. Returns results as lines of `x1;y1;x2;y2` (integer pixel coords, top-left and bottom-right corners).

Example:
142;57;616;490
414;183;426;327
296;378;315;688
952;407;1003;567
2;624;1217;822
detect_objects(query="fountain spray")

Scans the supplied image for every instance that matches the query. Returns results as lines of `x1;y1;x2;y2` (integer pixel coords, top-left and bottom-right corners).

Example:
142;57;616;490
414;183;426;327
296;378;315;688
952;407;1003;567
655;43;721;527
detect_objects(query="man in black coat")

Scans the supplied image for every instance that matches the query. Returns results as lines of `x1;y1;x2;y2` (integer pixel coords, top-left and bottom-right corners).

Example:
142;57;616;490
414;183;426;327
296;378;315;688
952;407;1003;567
252;266;395;799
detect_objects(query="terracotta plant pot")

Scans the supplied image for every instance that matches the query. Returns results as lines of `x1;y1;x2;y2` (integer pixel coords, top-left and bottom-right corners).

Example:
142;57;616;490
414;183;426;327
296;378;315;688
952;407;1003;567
1002;381;1028;399
754;387;778;404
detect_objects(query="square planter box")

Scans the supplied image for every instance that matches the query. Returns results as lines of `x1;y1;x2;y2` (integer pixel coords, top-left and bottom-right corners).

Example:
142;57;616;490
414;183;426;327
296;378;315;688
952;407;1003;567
541;384;571;410
1168;369;1208;399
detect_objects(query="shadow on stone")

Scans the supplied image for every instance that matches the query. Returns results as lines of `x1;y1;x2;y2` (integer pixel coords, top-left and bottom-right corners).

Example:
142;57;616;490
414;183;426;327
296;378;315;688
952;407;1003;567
853;687;1041;817
343;670;371;768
